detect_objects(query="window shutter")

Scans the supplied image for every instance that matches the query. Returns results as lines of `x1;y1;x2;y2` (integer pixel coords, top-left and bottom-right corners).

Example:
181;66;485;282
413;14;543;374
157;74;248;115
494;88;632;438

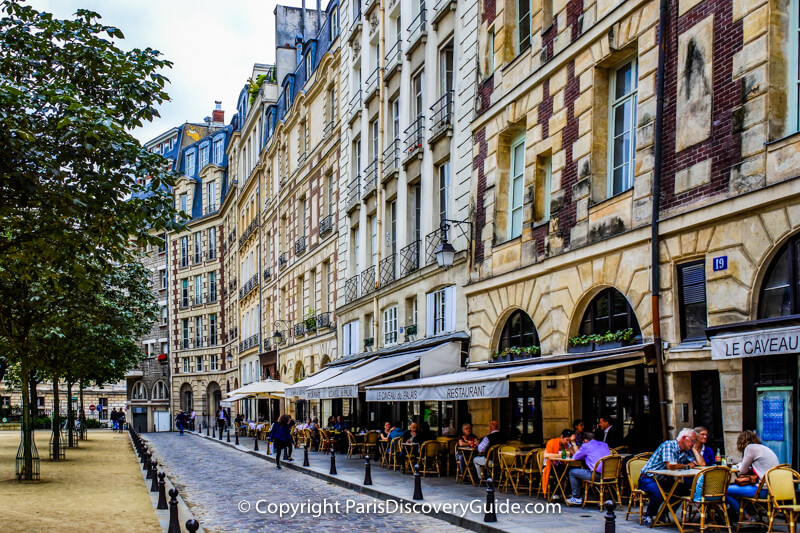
352;321;360;354
681;263;706;305
343;323;351;356
426;292;435;337
445;285;456;332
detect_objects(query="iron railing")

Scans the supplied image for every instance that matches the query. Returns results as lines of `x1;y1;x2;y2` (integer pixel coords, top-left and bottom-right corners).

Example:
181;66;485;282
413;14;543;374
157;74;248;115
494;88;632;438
345;276;359;303
348;90;362;122
430;90;454;136
379;254;396;285
294;323;306;337
407;7;427;48
278;252;288;269
319;215;333;236
239;218;258;248
382;138;400;178
346;177;361;211
361;265;376;295
295;235;307;255
239;274;260;300
385;40;402;75
264;267;272;280
404;115;425;157
239;334;260;352
228;277;237;292
316;311;331;329
425;227;446;265
363;158;378;196
400;240;420;276
365;67;379;99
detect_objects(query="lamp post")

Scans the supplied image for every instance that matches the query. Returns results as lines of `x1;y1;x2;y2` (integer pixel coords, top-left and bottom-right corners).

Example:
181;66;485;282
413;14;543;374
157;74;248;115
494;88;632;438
434;219;473;270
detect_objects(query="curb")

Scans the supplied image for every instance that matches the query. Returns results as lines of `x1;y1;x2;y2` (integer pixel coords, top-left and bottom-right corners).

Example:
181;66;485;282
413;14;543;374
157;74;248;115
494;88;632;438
190;431;506;533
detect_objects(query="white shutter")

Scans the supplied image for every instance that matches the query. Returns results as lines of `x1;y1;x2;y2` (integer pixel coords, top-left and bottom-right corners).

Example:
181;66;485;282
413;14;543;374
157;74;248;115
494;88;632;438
352;320;360;354
343;323;351;356
445;285;456;333
426;292;435;337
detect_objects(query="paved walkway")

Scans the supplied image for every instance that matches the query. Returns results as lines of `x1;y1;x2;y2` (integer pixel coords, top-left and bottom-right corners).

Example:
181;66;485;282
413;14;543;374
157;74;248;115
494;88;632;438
146;430;644;533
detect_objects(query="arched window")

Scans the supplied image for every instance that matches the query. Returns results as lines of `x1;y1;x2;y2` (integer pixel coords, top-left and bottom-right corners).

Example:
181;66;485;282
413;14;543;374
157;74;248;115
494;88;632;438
579;288;641;338
321;354;331;367
498;310;540;353
132;382;147;400
759;236;800;318
180;383;193;411
295;363;306;382
152;381;168;400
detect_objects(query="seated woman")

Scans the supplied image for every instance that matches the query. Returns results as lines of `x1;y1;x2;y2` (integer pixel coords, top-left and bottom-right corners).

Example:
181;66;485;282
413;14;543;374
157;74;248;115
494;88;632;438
726;430;780;521
380;421;394;441
455;423;480;472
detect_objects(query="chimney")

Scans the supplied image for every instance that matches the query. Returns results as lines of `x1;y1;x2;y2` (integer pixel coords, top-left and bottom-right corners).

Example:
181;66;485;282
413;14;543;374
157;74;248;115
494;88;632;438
212;101;224;124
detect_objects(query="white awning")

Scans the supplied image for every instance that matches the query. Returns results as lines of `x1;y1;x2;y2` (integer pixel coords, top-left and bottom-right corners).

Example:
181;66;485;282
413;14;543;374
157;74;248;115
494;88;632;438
285;366;345;399
227;379;287;399
365;353;646;402
224;392;252;402
306;352;420;399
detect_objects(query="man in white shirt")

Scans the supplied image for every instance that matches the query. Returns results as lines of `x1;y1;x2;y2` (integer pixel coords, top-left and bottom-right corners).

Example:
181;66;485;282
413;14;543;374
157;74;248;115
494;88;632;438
473;421;504;478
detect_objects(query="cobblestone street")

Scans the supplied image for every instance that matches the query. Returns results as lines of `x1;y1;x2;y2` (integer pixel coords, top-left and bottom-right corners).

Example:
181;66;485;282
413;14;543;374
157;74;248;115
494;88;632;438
145;432;470;533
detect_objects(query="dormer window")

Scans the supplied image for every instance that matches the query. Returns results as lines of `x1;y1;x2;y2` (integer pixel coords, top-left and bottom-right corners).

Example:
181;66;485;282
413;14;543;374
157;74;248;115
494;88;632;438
304;41;317;78
330;6;340;39
213;137;224;164
199;144;209;170
185;151;196;176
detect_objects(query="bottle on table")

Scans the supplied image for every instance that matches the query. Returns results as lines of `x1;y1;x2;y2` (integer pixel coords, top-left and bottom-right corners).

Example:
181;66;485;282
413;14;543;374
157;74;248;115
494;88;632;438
715;448;722;465
561;448;567;460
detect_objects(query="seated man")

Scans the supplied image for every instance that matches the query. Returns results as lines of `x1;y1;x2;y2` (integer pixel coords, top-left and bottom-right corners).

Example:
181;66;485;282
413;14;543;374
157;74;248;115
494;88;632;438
387;422;407;442
566;432;611;505
473;421;504;479
638;428;697;527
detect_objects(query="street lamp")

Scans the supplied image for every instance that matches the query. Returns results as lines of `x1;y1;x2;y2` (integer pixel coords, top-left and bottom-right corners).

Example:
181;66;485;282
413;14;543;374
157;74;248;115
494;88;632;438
434;219;473;270
226;353;233;365
273;320;292;343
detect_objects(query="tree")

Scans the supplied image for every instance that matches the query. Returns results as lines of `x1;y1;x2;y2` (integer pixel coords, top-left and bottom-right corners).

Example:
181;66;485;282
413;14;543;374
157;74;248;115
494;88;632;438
0;1;180;479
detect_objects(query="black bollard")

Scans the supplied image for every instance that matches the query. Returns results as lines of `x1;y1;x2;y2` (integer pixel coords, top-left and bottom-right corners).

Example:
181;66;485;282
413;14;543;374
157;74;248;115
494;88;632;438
303;445;310;467
146;454;154;480
412;464;423;500
150;461;159;492
364;456;373;485
484;478;497;522
235;431;240;445
604;501;616;533
206;423;210;437
157;472;168;510
219;426;223;441
144;451;151;473
330;450;337;475
227;430;231;443
254;437;259;451
186;519;200;533
167;488;181;533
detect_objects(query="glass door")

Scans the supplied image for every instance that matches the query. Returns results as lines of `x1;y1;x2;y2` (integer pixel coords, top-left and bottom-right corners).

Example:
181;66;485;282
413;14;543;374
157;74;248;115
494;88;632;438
756;386;793;465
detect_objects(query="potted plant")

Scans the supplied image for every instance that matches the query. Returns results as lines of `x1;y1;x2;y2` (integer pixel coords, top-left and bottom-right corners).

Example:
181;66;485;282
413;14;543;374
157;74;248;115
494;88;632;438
492;345;542;362
304;309;317;333
593;328;634;350
568;334;594;353
364;337;374;350
405;324;417;339
157;353;168;364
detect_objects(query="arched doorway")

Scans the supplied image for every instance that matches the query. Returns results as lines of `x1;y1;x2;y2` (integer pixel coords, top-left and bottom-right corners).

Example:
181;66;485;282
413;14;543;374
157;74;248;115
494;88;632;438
179;383;193;412
207;381;221;423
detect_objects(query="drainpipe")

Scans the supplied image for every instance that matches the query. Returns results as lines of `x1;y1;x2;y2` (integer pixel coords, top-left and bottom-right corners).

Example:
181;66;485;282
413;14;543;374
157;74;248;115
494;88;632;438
374;0;386;353
651;0;669;441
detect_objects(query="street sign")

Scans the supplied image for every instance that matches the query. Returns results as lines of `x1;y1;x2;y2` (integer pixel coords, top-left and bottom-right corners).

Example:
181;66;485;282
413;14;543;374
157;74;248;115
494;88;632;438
89;404;96;411
713;256;727;271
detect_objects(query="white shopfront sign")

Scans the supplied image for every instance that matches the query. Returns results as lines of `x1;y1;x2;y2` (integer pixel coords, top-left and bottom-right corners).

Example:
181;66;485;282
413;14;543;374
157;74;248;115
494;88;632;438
710;325;800;360
366;380;509;402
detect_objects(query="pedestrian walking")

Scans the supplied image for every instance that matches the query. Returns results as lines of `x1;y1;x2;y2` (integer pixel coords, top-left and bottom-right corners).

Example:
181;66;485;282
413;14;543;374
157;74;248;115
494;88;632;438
110;408;118;431
176;411;187;436
217;407;227;433
270;415;293;469
190;409;196;431
283;418;295;461
117;409;126;432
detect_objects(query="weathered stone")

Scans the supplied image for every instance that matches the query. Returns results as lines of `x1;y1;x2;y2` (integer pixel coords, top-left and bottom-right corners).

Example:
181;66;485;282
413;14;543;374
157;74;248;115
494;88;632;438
675;15;714;152
674;159;712;195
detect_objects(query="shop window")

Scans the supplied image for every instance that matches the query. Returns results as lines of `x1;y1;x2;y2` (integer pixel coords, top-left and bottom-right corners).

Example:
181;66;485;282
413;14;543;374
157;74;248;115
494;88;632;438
497;309;540;356
678;261;707;340
758;234;800;318
578;288;641;346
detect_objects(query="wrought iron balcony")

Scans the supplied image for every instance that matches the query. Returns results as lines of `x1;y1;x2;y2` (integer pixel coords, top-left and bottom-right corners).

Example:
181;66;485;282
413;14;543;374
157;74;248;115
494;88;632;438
228;277;237;292
346;177;361;212
406;7;427;52
238;274;260;300
316;311;331;329
294;323;306;337
319;214;334;237
238;218;259;248
348;90;362;123
379;254;396;285
404;116;425;159
385;40;402;78
264;267;272;280
239;333;260;352
295;235;307;255
382;138;400;180
278;252;288;269
361;265;376;295
323;119;336;139
429;90;453;138
425;227;447;265
365;67;379;101
400;240;420;277
345;275;359;303
363;158;378;197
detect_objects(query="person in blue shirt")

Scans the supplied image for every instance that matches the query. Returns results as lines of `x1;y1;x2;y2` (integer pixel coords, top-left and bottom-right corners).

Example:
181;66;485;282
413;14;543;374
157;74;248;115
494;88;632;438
566;432;611;505
693;426;716;466
639;428;697;527
387;422;407;441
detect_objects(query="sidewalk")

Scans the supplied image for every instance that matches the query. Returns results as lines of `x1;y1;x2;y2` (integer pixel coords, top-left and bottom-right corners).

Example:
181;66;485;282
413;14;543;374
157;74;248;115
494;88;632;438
188;430;644;533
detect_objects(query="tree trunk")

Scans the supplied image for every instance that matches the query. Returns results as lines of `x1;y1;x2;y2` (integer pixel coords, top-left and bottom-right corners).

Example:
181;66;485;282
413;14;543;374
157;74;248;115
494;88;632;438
19;361;34;480
52;376;61;460
67;381;75;447
28;376;38;422
79;380;86;440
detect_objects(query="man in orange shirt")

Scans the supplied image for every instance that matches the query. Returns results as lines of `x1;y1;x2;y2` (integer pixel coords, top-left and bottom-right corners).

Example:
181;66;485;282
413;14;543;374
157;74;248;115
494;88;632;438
541;429;578;499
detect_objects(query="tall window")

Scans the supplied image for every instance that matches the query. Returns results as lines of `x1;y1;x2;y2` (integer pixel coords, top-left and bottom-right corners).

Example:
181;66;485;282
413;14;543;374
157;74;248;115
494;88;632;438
208;227;216;259
210;354;218;371
789;0;800;134
608;58;638;197
183;357;190;373
412;70;424;118
209;313;218;346
488;29;495;74
678;261;707;340
509;136;525;239
439;43;454;95
498;310;539;352
196;356;203;372
384;306;399;345
328;87;337;122
209;272;217;302
153;381;167;400
579;288;641;338
195;316;202;346
353;138;362;177
342;320;360;356
185;152;195;176
518;0;531;52
180;193;188;215
391;98;400;139
213;138;224;164
194;275;202;303
182;318;189;349
132;382;146;400
160;269;167;289
535;156;552;222
199;145;209;169
330;6;340;38
438;161;449;225
427;286;455;335
369;215;378;268
370;119;379;160
759;235;800;317
161;306;168;325
181;278;189;307
207;181;217;212
181;236;188;267
194;232;202;263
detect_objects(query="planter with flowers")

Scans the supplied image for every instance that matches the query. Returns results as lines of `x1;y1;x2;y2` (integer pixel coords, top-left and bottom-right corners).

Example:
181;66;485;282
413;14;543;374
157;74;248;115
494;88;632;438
157;353;169;364
492;345;541;362
568;328;635;353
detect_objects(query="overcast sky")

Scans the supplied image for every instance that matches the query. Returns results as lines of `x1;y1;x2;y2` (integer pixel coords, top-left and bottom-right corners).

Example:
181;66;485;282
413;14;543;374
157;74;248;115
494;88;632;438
29;0;311;143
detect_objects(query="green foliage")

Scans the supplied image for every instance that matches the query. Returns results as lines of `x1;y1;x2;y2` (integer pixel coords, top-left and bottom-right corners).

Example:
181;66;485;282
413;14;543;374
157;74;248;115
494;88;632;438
567;328;635;347
304;309;316;331
492;345;542;359
248;73;275;105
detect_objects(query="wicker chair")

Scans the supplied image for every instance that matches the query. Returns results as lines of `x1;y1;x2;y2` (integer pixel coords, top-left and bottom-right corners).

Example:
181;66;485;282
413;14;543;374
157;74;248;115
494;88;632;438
418;441;441;477
363;431;380;458
735;470;771;532
766;465;800;533
479;444;503;486
345;430;364;458
318;429;333;453
438;437;458;475
625;455;650;523
582;454;623;508
678;466;732;532
388;436;403;471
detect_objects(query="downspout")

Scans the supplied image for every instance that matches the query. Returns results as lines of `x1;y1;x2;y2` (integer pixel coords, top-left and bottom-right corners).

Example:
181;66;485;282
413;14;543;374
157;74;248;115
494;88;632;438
651;0;669;441
374;0;386;359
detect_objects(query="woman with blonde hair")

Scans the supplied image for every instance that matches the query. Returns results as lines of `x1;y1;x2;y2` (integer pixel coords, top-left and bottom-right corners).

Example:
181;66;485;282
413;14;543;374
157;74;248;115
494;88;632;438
725;430;780;521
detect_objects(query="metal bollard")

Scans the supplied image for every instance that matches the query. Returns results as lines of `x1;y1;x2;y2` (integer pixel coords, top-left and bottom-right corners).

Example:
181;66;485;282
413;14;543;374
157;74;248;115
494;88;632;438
227;430;231;443
185;519;200;533
206;423;210;437
484;478;497;522
235;431;240;445
364;456;373;486
150;460;160;492
146;453;154;479
413;464;423;500
604;500;616;533
144;451;151;473
167;488;181;533
157;472;168;510
254;437;259;452
303;445;310;467
219;426;223;441
330;450;337;475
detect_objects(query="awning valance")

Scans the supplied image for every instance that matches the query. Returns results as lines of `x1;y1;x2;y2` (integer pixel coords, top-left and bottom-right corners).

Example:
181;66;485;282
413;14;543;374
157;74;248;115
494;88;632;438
285;366;345;399
365;352;646;402
224;392;252;402
227;379;286;399
306;352;420;399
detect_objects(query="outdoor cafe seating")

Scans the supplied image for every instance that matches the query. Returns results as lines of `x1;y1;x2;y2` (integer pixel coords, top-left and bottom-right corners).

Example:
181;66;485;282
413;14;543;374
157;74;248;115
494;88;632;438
580;454;623;508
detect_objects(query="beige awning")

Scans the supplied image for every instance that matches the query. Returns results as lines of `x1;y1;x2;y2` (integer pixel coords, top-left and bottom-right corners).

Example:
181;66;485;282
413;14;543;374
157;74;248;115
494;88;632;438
227;379;286;399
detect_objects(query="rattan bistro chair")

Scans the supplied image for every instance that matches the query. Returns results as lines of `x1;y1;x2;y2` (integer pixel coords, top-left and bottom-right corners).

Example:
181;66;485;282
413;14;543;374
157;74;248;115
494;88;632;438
736;470;772;533
364;431;381;458
625;455;650;524
766;465;800;533
388;437;403;471
418;441;442;477
478;444;503;486
346;430;364;458
678;466;733;532
582;454;623;508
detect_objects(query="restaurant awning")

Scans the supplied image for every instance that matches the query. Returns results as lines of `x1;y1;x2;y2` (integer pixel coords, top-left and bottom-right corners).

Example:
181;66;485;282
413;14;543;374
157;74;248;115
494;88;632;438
306;352;421;399
223;392;252;402
227;378;287;399
365;352;647;402
285;366;346;399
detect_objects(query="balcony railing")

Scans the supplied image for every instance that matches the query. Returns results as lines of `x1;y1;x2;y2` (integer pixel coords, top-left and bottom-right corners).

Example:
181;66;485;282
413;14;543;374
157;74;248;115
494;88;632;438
385;40;402;77
425;227;446;265
348;90;362;123
323;119;336;139
363;158;378;197
365;67;379;100
295;235;307;255
238;218;258;248
382;138;400;179
407;7;427;51
404;115;425;158
346;177;361;212
180;255;188;268
239;334;260;352
361;265;376;295
208;291;217;303
294;323;306;337
400;240;420;276
263;266;272;280
430;90;453;137
316;311;332;329
319;214;334;237
278;252;288;269
379;254;396;285
345;275;359;303
238;274;259;300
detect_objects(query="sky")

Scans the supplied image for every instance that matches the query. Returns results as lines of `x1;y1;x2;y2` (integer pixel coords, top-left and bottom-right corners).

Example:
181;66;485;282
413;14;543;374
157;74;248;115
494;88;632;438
29;0;311;143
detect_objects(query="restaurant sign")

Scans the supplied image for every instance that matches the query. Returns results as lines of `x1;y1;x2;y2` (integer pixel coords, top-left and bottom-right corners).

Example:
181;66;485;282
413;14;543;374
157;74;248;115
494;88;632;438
306;385;359;399
365;379;509;402
711;325;800;360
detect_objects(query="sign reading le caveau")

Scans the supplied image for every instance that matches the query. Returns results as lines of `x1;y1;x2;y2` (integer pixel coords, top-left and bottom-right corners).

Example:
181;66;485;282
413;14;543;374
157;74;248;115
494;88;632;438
711;326;800;360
